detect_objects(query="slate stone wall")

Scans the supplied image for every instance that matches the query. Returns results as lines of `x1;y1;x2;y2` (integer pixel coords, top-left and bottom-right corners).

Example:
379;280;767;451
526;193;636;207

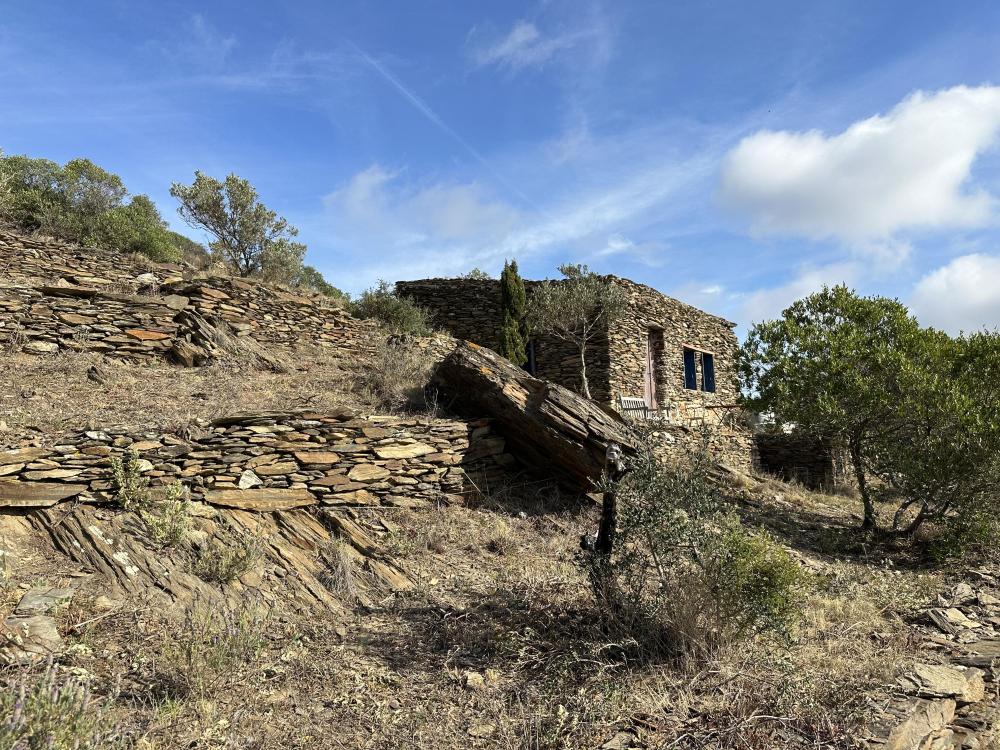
396;278;609;400
755;431;852;490
397;276;751;468
0;411;516;510
0;230;376;361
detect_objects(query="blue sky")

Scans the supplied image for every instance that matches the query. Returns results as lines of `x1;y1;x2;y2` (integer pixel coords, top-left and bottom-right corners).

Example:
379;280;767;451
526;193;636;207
3;1;1000;335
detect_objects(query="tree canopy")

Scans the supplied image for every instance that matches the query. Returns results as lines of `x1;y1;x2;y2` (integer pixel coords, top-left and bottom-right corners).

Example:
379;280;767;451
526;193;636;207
0;152;195;263
741;285;1000;536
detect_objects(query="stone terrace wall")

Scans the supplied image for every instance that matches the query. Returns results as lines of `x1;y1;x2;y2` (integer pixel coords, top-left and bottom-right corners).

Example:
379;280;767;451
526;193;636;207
397;278;611;400
0;411;516;510
0;230;376;361
755;431;852;490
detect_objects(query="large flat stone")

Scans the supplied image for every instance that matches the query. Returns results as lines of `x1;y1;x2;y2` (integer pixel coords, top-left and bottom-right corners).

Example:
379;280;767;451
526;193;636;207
15;587;75;615
0;448;47;467
203;487;316;511
293;451;342;466
124;329;172;341
0;481;88;507
347;463;391;482
374;443;435;459
21;468;84;481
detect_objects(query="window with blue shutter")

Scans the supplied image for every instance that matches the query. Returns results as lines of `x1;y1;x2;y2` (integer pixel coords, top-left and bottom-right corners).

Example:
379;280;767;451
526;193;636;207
683;348;697;390
702;353;716;393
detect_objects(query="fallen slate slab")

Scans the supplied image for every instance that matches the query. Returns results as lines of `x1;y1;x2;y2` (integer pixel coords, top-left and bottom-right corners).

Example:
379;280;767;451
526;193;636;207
0;615;62;665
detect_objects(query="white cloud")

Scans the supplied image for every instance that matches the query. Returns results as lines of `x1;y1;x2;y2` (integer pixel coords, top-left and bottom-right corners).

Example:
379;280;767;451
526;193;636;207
910;254;1000;334
740;262;860;325
721;86;1000;258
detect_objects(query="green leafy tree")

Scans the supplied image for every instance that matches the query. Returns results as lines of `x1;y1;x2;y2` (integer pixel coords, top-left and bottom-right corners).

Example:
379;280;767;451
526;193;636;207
94;195;178;262
740;286;920;529
170;171;306;278
0;152;195;263
499;259;527;366
742;285;1000;536
526;263;626;399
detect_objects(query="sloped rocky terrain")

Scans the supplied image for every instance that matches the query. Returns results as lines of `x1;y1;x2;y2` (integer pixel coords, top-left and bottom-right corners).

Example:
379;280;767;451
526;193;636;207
1;228;998;749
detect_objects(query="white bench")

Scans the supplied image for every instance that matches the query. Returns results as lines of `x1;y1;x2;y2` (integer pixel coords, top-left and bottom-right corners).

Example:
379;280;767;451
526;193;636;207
618;396;651;420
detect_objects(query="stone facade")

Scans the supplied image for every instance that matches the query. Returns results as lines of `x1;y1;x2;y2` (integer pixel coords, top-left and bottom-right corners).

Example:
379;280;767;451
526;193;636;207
397;275;752;470
0;411;516;510
0;230;376;361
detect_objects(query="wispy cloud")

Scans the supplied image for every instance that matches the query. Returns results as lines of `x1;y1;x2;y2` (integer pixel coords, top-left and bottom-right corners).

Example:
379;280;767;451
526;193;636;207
468;5;613;74
350;42;540;211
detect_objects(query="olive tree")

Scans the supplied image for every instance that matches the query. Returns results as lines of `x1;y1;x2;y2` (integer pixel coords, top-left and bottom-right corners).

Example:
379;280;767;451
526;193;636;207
526;264;625;399
170;171;305;278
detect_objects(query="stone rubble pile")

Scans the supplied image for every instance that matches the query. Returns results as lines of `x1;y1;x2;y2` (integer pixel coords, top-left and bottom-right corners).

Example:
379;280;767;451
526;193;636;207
0;410;516;511
869;578;1000;750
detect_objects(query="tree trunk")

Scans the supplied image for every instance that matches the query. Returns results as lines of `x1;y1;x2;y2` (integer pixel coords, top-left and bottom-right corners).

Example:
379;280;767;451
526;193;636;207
849;435;877;531
579;342;591;400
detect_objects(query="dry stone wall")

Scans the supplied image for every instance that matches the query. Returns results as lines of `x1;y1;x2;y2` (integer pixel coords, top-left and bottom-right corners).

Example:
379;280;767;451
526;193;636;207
397;276;752;470
0;229;376;362
755;431;852;490
607;277;740;428
0;410;516;510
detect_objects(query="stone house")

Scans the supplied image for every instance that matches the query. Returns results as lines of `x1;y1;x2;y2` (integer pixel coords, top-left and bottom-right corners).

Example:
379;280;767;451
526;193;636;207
395;275;741;431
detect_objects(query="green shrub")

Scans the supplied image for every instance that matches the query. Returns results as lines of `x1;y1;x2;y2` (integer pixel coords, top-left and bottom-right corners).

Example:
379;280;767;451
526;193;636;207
192;527;265;583
141;482;192;548
0;662;124;749
350;280;431;335
109;447;150;511
588;447;808;657
699;517;807;641
926;506;1000;563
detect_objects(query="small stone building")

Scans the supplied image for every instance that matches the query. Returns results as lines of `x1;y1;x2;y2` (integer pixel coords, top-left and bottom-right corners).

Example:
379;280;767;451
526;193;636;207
396;276;742;433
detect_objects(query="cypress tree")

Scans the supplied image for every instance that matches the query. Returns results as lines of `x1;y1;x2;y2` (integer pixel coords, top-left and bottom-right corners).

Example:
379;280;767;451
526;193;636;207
499;259;527;366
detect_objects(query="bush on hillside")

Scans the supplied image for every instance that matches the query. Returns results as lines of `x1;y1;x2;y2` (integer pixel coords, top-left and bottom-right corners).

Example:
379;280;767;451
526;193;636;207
587;447;807;657
0;151;196;264
350;280;431;335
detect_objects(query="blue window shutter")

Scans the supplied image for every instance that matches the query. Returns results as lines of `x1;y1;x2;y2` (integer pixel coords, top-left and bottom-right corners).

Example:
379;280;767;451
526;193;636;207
683;348;697;390
703;353;716;393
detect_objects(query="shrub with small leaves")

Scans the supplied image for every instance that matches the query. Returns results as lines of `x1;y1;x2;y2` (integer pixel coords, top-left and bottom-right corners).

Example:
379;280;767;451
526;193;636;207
158;597;267;700
588;446;808;657
109;447;149;511
141;482;192;548
192;527;265;583
0;662;124;749
350;280;431;335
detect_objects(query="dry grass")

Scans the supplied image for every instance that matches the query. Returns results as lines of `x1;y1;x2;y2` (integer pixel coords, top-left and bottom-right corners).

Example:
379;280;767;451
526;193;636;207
0;347;361;438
